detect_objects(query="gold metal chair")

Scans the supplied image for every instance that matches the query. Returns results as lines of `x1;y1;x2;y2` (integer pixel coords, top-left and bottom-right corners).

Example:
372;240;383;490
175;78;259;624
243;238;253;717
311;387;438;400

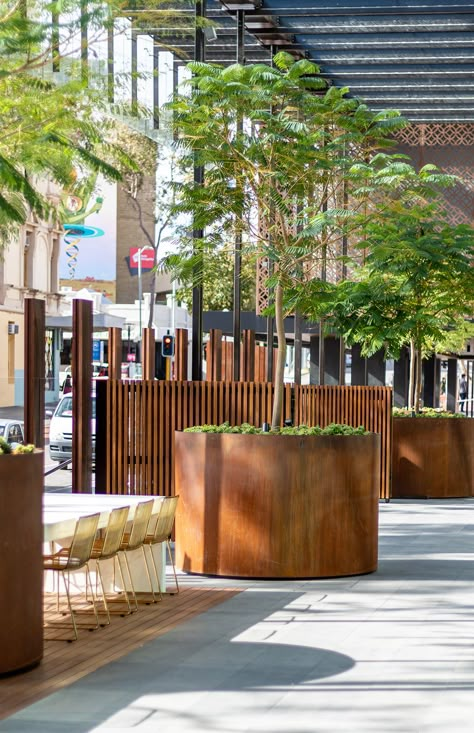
43;512;101;641
143;496;180;597
115;500;155;612
89;505;131;623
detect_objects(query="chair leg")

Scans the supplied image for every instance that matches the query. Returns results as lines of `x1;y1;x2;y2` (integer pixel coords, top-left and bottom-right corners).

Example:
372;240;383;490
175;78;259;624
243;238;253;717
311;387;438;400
146;544;163;599
137;544;159;603
95;560;111;626
166;539;180;594
62;571;79;641
118;552;139;613
84;563;100;630
102;554;135;616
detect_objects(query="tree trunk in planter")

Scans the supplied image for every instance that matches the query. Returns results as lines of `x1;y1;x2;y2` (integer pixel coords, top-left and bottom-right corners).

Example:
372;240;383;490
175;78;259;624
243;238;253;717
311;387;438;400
0;451;43;674
175;433;380;579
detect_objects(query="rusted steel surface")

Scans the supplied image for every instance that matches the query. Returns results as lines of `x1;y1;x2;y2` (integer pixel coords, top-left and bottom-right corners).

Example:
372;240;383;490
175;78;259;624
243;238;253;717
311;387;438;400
206;329;222;381
0;451;43;674
107;327;122;380
98;383;392;499
392;417;474;498
24;298;45;449
141;328;155;381
175;433;380;578
174;329;188;380
72;299;93;493
241;330;255;382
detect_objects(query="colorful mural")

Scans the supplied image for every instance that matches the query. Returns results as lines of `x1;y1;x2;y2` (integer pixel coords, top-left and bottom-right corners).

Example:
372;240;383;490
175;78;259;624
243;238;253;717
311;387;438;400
59;176;117;300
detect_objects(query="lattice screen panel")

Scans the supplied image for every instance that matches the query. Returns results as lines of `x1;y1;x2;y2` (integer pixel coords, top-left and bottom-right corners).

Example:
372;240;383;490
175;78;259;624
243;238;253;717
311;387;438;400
395;124;474;148
395;123;474;226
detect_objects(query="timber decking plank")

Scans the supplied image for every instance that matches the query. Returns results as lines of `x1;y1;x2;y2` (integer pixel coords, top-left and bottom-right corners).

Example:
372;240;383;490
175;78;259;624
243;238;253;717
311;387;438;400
0;586;239;721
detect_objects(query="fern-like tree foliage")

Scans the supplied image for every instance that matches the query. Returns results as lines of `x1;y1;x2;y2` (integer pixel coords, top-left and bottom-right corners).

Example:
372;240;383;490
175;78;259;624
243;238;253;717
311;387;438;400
0;0;139;242
299;168;474;413
163;53;405;428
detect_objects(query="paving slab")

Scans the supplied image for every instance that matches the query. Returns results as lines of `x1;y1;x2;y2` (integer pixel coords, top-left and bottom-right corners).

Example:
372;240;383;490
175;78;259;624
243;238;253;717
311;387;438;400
2;499;474;733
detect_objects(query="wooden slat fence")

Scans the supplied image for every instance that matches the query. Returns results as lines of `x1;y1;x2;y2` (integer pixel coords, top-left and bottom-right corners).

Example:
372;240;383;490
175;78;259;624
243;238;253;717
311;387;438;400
96;382;392;500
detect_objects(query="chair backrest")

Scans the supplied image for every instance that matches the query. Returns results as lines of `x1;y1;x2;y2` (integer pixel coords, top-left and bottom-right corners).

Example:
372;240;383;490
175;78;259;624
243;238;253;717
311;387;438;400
124;500;154;552
97;506;130;559
67;513;101;569
149;496;179;544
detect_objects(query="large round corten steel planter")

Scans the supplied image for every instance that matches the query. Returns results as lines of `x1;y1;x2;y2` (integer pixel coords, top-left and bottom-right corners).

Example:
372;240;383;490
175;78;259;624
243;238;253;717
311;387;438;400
392;417;474;499
0;450;44;675
175;433;381;579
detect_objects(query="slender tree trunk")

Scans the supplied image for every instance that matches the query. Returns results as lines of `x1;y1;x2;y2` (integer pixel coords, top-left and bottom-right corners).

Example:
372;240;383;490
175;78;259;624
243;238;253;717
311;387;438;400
147;269;157;329
147;240;160;329
408;338;416;411
415;346;423;413
271;281;286;431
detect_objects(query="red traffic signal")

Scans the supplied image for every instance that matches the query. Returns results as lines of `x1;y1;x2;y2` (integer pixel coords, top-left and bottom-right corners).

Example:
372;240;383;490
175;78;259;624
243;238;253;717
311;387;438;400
161;334;175;357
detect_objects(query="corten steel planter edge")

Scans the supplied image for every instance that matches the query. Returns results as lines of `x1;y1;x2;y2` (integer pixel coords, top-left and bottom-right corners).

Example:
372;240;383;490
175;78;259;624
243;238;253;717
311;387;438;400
0;450;44;675
175;433;380;579
392;417;474;499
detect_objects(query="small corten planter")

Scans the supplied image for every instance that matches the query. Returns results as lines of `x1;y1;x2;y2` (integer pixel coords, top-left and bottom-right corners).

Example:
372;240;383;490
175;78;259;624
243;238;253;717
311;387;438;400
392;417;474;499
175;432;381;579
0;450;43;675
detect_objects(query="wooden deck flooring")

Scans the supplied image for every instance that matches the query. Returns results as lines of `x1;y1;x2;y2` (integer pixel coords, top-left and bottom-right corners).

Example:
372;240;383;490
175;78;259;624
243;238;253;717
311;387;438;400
0;586;240;721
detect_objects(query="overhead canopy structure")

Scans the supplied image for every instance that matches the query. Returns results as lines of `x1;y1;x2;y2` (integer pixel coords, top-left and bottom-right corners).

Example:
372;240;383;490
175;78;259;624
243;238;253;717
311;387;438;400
151;0;474;124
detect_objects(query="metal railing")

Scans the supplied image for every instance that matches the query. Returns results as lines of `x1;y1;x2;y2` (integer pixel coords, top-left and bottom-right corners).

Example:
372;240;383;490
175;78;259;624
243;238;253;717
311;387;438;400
44;458;72;477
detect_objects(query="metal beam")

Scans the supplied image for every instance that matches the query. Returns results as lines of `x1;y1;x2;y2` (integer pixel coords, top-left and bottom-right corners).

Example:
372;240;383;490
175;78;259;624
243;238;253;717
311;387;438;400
192;0;206;381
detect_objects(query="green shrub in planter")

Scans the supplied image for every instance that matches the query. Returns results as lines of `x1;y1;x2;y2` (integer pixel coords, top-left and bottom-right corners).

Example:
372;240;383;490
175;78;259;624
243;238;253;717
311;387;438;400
184;422;369;436
392;407;465;419
0;437;36;454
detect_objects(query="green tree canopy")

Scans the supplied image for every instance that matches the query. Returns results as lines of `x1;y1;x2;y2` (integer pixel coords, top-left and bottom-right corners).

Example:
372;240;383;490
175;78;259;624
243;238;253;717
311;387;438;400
0;0;137;240
164;52;405;427
301;180;474;412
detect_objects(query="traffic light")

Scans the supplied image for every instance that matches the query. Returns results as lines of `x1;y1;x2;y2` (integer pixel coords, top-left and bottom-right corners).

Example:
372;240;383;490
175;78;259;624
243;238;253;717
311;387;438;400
161;333;175;357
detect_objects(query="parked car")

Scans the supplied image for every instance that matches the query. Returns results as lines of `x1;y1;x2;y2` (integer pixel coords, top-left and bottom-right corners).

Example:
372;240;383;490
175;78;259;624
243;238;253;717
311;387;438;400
48;394;96;465
0;419;25;448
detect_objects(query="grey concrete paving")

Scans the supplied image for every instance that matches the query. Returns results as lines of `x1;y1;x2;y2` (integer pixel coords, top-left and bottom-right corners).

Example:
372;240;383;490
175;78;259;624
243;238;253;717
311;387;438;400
2;499;474;733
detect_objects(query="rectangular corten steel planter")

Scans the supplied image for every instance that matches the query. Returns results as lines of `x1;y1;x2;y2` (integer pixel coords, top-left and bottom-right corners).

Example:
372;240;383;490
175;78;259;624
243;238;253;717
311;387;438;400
392;417;474;499
175;433;381;579
0;450;44;675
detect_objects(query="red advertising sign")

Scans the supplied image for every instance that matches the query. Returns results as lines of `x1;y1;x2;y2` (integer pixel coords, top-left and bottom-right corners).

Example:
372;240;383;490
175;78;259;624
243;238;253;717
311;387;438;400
127;353;136;362
129;247;155;271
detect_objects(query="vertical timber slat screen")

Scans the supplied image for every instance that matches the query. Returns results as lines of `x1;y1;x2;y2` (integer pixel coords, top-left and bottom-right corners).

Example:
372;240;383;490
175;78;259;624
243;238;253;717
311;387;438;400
99;382;392;500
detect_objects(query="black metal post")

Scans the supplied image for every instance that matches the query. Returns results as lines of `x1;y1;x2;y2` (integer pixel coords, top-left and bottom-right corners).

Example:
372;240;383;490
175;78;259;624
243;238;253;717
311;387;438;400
107;14;114;103
131;31;138;114
191;0;206;380
294;313;302;384
153;45;159;129
232;9;245;381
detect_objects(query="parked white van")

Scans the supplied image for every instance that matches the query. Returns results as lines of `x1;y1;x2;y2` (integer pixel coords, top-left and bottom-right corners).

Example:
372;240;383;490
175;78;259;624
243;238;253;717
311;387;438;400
48;394;96;465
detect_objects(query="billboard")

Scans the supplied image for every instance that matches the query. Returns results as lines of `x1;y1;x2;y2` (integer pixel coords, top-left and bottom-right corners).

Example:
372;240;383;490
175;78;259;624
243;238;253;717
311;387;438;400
59;177;117;301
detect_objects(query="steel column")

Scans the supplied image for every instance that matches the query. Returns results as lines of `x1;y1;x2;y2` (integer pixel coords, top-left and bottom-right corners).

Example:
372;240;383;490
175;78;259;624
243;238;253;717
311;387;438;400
174;328;189;380
108;327;122;380
72;299;93;493
142;328;156;380
191;0;206;381
24;298;45;449
232;10;245;381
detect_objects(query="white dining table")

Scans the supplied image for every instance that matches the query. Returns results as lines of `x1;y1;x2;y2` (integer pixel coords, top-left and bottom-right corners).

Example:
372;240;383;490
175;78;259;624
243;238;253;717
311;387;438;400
43;493;167;593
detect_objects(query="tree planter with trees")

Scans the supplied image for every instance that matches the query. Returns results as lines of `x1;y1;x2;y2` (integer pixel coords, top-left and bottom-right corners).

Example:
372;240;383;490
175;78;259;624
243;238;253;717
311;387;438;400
301;165;474;498
165;52;404;428
165;53;407;576
175;425;380;578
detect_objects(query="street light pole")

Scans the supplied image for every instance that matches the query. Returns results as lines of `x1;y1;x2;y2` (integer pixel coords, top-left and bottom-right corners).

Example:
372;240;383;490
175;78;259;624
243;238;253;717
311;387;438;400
137;245;147;362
